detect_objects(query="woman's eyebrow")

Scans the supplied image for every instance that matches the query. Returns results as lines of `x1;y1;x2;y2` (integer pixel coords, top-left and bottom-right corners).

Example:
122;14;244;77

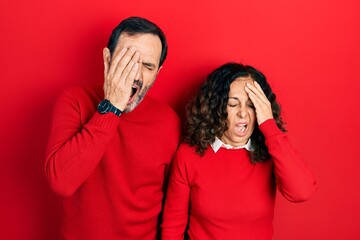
228;97;239;100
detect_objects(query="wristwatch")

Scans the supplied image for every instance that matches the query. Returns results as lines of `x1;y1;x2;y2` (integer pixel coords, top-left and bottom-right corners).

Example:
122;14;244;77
97;99;123;116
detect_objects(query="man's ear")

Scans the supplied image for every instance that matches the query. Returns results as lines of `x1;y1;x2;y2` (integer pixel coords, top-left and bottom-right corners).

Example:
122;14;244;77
103;48;111;74
103;48;111;64
156;66;163;76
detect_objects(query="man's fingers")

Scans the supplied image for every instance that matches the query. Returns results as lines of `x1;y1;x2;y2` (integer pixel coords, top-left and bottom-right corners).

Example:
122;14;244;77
113;51;140;87
112;47;137;77
124;62;139;87
108;47;133;77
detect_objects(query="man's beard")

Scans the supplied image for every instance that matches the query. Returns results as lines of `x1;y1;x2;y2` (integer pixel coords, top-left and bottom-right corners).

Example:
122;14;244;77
123;84;151;113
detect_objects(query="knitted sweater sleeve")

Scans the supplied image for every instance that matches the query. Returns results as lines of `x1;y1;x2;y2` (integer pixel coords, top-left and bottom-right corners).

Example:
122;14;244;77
45;88;120;196
162;145;191;240
260;119;317;202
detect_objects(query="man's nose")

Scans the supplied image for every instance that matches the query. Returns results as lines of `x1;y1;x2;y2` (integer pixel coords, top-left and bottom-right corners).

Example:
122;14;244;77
135;63;142;80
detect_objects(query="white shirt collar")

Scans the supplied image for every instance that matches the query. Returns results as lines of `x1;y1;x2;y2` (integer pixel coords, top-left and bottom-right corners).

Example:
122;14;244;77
210;137;253;153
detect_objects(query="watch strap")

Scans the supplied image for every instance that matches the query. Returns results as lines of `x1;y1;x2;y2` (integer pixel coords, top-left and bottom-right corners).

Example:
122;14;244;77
98;99;123;117
108;104;122;116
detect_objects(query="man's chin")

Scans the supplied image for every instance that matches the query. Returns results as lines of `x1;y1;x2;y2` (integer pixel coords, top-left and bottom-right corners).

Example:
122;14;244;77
123;103;137;113
123;96;143;113
123;86;150;113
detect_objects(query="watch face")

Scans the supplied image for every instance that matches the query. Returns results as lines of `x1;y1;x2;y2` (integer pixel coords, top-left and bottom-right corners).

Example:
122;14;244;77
98;100;110;114
97;99;122;116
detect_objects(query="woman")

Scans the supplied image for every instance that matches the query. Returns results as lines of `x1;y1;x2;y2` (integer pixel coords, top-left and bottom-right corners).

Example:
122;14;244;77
162;63;317;239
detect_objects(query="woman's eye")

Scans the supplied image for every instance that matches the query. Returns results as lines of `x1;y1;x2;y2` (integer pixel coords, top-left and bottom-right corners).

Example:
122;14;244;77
228;104;237;107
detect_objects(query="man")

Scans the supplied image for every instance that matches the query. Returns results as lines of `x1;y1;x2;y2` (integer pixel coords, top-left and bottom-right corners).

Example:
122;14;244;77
45;17;181;239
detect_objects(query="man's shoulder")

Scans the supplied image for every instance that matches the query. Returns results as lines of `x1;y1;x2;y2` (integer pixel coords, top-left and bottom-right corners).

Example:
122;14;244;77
143;95;180;121
52;85;103;116
59;84;103;102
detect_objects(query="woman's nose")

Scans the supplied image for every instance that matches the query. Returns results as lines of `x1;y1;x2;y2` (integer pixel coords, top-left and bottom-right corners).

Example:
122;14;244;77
237;106;248;118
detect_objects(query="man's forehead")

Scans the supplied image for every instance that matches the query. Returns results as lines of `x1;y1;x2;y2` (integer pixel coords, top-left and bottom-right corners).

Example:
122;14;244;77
116;33;161;64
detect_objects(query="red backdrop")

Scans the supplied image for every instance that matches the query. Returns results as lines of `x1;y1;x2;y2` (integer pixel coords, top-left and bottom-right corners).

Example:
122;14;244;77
1;0;359;239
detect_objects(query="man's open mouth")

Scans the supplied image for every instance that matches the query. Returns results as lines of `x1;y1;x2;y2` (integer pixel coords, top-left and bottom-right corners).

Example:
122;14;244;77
128;80;142;103
131;85;138;97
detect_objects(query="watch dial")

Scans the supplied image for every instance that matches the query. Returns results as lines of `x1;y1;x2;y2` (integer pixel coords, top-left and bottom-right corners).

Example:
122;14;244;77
98;100;110;114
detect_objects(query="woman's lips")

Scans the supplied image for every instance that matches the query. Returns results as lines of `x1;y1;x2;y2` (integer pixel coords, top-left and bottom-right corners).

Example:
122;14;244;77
235;123;248;136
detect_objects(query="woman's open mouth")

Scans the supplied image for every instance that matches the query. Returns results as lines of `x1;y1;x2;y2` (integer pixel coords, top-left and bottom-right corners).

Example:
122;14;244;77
235;123;248;136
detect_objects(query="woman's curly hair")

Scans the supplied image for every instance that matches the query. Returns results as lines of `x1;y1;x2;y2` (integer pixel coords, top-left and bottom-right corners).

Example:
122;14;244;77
185;62;286;163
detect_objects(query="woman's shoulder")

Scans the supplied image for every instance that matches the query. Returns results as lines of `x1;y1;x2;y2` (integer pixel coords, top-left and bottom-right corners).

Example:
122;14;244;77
177;142;198;155
176;142;212;161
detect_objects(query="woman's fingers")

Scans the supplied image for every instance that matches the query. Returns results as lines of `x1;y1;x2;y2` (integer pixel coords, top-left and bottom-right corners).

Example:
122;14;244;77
245;82;273;125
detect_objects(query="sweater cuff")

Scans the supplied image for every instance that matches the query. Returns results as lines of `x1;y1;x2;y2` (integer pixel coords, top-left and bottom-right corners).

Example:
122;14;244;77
259;119;282;139
88;112;121;131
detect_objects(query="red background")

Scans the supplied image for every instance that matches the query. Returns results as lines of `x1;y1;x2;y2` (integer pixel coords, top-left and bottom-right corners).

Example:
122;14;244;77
1;0;359;239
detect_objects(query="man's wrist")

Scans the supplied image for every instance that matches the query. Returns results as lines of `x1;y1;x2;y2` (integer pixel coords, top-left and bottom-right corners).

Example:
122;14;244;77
97;99;123;117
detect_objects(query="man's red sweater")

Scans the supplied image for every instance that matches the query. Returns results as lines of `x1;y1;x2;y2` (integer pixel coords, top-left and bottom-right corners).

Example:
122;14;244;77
45;85;181;240
162;119;317;240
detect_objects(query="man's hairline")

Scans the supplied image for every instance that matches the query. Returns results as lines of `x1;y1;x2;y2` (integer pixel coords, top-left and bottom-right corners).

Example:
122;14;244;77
110;31;163;69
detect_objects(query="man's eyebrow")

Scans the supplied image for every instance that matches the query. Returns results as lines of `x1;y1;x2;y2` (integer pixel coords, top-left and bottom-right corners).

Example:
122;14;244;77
142;61;157;69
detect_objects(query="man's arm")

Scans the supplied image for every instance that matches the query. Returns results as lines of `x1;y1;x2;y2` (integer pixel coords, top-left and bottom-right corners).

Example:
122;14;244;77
45;89;120;196
45;47;141;196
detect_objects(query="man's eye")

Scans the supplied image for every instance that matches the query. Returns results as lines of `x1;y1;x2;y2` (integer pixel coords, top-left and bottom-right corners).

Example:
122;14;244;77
143;64;155;70
248;104;255;109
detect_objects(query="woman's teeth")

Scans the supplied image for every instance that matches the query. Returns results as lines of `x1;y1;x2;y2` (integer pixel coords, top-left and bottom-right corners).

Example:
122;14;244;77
236;124;247;132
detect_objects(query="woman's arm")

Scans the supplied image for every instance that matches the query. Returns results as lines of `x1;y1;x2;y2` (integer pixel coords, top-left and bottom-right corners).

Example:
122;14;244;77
245;81;317;202
260;119;317;202
162;146;191;240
